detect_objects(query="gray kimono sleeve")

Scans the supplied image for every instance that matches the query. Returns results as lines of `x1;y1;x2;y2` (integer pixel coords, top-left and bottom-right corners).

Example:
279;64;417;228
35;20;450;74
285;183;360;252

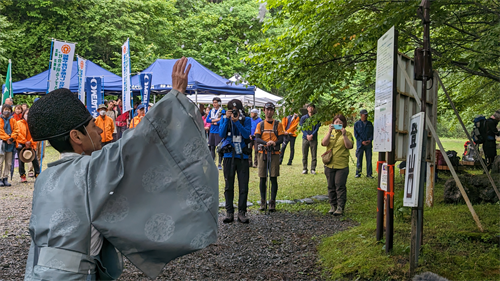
86;90;219;278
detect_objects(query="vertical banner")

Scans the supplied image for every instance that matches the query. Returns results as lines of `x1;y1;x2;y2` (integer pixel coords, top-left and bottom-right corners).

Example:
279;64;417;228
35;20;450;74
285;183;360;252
140;73;152;113
373;26;396;152
2;59;12;105
48;40;75;92
85;77;102;118
77;56;87;104
404;112;425;207
122;39;132;113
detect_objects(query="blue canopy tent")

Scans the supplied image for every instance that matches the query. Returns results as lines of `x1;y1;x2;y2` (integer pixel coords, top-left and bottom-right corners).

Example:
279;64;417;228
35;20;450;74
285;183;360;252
2;60;122;95
131;58;255;103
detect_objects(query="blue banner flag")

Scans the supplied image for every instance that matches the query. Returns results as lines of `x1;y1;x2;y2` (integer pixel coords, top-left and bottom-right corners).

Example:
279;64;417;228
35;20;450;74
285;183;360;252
85;77;102;118
140;73;152;113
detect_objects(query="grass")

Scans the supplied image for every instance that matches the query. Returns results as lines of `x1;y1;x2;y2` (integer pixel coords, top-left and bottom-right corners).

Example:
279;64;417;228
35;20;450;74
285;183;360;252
40;128;499;280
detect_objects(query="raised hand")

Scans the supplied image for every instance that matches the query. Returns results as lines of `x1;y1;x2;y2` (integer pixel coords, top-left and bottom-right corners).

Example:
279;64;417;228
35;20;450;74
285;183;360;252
172;57;192;94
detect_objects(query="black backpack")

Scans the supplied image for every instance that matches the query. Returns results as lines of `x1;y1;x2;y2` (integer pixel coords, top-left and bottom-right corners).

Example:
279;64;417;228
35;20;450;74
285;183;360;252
472;115;487;144
446;150;460;167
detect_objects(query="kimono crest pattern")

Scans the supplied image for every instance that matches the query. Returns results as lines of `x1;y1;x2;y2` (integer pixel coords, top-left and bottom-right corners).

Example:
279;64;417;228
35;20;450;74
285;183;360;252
24;89;219;280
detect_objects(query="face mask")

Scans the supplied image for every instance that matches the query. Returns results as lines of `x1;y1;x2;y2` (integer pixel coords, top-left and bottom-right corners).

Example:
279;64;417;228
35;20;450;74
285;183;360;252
3;111;10;116
333;124;343;130
83;126;96;153
99;110;106;116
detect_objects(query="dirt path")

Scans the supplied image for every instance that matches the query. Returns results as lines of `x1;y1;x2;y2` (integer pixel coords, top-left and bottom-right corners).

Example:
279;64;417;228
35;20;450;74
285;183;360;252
1;182;354;280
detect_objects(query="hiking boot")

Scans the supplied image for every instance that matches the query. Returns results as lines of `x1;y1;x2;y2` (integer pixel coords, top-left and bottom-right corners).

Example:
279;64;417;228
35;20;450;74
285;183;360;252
237;211;249;224
311;170;316;175
355;174;361;178
259;199;267;211
222;212;234;223
253;165;257;168
3;178;11;187
269;200;276;212
302;170;308;174
333;206;343;216
328;205;337;214
20;175;27;183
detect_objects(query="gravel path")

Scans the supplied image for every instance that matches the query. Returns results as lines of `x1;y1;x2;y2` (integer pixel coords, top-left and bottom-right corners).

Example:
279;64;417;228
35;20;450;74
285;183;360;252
1;182;355;280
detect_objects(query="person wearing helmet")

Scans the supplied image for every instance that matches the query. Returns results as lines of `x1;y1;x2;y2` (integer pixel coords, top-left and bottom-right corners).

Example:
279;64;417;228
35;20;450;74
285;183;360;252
254;102;285;211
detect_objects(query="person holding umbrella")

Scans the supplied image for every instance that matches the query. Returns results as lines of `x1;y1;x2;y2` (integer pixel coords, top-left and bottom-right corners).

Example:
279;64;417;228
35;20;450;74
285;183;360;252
16;108;40;182
0;104;18;186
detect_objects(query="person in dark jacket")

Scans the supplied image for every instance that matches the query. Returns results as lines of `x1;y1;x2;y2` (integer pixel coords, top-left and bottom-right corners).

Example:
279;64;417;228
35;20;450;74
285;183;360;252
484;109;500;171
300;104;320;175
354;109;374;178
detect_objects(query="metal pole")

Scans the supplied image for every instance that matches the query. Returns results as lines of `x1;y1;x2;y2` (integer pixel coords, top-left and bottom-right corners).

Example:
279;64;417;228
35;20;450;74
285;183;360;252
195;90;198;104
376;153;386;241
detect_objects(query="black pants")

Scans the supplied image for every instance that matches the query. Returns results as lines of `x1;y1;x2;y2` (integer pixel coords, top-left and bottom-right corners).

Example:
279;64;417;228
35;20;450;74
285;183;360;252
484;141;497;170
324;166;349;208
259;177;278;202
223;158;250;213
280;136;296;164
116;126;127;140
17;148;40;177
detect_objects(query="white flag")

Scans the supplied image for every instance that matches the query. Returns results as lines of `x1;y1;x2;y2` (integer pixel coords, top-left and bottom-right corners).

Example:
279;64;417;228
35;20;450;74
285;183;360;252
77;56;87;104
122;39;132;112
48;40;75;92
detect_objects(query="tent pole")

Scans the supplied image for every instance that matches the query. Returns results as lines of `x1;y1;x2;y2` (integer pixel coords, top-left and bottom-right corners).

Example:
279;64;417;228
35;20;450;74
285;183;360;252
195;90;198;104
253;92;255;108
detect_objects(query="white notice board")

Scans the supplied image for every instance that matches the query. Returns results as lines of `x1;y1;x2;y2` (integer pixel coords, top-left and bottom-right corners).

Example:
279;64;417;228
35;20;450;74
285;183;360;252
374;26;396;152
404;112;425;207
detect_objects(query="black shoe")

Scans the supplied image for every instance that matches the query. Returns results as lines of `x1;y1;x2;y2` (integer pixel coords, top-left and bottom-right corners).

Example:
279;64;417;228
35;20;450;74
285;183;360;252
3;178;11;187
269;200;276;212
355;174;361;178
223;212;234;223
0;179;4;187
367;175;374;179
287;162;292;166
237;211;249;223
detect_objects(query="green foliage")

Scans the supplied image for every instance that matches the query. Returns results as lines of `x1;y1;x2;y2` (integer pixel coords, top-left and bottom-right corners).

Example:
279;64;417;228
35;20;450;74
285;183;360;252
0;0;265;87
247;0;500;123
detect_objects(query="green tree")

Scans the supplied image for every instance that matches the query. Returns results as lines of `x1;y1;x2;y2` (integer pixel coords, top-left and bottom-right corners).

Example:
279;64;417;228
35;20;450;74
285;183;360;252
247;0;500;123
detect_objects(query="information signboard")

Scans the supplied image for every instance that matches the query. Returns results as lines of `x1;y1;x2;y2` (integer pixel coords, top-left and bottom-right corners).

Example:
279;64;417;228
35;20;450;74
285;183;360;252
404;112;425;207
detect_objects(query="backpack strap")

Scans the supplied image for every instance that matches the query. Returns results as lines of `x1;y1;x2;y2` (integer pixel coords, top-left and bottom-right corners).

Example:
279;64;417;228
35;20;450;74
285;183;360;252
273;120;280;139
259;120;264;135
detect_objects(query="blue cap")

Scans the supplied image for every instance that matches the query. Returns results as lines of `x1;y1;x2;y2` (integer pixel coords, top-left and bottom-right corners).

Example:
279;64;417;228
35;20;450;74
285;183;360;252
137;104;145;110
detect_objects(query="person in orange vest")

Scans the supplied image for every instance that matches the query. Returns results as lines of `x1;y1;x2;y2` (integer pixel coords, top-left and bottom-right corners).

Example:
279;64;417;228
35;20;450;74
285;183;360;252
280;112;300;165
16;108;40;182
0;104;18;186
94;104;115;146
129;104;145;129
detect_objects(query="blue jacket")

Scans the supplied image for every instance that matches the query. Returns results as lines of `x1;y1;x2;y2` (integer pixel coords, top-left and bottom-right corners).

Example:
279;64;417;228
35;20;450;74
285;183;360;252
250;116;263;136
354;119;374;148
219;116;252;160
206;108;226;134
300;114;321;141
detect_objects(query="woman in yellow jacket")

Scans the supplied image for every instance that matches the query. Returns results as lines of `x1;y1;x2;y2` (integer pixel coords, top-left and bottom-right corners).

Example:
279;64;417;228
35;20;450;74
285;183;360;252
129;104;145;129
16;109;40;182
0;104;19;186
94;104;115;146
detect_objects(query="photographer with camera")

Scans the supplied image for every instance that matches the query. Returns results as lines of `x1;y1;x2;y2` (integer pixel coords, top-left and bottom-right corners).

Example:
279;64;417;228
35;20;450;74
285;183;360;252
254;102;285;212
219;99;252;223
206;97;225;170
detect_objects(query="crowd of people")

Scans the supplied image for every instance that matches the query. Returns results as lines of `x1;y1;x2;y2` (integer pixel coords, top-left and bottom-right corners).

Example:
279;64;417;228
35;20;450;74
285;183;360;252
197;96;379;222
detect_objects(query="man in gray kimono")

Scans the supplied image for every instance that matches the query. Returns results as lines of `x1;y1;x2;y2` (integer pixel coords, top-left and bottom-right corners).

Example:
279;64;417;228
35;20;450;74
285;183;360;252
24;57;219;280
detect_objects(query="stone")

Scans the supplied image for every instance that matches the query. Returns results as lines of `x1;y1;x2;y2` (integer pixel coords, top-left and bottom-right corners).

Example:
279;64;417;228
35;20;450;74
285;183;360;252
491;155;500;174
218;202;238;208
247;201;253;207
300;198;315;204
276;200;295;204
311;195;329;201
443;173;500;204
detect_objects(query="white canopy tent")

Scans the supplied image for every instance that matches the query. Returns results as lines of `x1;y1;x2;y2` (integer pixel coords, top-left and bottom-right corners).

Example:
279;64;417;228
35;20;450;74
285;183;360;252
187;76;283;107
